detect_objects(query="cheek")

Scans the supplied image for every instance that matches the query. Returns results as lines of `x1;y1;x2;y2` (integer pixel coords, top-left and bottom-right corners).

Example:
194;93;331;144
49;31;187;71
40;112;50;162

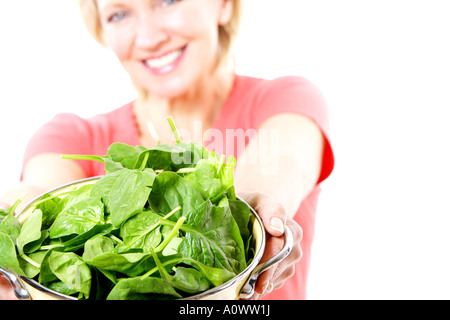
165;7;218;45
105;29;135;62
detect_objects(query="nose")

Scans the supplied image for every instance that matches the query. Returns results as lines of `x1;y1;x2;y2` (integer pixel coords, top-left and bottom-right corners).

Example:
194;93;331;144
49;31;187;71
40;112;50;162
135;12;169;49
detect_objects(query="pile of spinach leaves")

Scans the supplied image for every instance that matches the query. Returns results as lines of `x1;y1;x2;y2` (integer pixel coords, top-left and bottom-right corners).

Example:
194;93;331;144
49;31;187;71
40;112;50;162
0;118;253;300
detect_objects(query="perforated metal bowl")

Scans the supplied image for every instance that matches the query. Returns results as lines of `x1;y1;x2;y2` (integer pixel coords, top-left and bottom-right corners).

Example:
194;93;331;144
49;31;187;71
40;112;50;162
1;177;293;300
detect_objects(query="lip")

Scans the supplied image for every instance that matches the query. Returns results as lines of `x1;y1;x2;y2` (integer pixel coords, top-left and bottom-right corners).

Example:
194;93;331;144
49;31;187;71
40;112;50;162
142;46;187;75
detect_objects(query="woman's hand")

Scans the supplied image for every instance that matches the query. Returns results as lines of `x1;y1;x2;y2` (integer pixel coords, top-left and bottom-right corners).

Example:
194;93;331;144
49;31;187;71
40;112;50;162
239;192;303;299
0;202;18;300
0;275;17;300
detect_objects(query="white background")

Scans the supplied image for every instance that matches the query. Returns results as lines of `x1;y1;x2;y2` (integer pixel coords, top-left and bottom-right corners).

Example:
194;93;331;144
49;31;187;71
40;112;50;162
1;1;450;299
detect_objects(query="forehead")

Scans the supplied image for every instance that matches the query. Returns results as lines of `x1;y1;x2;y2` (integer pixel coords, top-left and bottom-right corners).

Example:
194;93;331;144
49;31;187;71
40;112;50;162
96;0;128;9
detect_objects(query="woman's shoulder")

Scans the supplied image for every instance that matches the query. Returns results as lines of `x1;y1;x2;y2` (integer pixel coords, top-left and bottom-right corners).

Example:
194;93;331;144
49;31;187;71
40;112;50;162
28;101;137;153
234;74;327;120
44;102;134;127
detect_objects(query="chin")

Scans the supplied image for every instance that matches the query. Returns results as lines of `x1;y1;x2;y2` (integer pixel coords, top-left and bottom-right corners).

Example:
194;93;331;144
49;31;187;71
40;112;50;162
141;75;197;99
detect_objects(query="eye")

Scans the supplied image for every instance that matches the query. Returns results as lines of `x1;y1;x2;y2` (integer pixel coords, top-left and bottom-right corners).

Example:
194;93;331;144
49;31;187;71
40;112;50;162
107;10;128;23
159;0;182;8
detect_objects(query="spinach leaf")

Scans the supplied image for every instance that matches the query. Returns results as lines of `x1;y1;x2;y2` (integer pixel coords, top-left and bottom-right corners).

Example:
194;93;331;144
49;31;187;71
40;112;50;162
49;197;105;239
150;249;209;295
91;168;156;228
60;223;113;252
17;209;43;255
62;143;147;174
0;211;21;243
38;250;59;284
170;267;210;294
47;251;91;299
0;195;25;243
22;251;47;278
107;276;182;300
35;193;65;229
137;144;191;172
228;199;251;249
46;281;79;297
0;232;24;275
118;210;163;253
177;201;246;275
84;252;155;277
148;171;205;219
184;154;236;202
183;259;235;287
82;235;115;261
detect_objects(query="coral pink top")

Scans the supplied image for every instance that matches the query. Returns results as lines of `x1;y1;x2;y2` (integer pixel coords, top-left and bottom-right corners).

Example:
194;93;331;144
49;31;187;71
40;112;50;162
23;75;334;300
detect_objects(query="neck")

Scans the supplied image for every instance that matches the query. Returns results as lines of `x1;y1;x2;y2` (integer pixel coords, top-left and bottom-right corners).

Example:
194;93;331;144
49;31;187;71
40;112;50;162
134;66;235;147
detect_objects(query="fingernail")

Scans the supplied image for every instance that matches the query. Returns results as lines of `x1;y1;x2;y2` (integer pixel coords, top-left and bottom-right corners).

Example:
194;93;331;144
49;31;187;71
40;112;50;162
270;217;284;234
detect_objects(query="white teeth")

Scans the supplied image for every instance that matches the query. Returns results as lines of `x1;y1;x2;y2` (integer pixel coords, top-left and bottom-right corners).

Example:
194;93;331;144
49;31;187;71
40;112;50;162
145;49;182;69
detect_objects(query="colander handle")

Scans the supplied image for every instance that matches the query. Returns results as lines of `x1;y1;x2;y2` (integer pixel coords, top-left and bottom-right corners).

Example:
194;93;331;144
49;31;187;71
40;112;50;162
240;225;294;299
0;267;30;300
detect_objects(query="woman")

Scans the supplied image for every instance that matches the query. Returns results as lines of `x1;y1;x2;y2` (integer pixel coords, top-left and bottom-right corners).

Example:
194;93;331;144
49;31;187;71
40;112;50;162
1;0;334;300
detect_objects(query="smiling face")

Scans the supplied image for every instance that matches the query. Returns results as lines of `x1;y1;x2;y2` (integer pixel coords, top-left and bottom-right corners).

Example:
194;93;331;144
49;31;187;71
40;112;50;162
96;0;233;99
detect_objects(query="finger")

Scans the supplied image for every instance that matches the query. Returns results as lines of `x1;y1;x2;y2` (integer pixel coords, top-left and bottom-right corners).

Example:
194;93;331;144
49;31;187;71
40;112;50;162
255;200;287;237
238;192;287;237
254;235;284;295
0;275;17;300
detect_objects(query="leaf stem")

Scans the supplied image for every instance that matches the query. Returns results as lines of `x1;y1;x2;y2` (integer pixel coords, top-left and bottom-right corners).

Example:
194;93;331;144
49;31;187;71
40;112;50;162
61;154;105;163
149;248;170;281
140;256;184;280
217;155;225;175
31;188;77;208
167;116;181;144
9;192;27;214
40;244;65;250
139;152;150;171
125;206;182;249
155;216;186;252
108;234;124;244
176;168;197;174
20;253;41;269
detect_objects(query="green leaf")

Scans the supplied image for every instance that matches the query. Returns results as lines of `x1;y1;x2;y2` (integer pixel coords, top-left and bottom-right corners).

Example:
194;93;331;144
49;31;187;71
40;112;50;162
118;210;163;252
148;171;205;219
0;211;21;243
62;143;147;174
170;267;210;294
17;209;43;255
107;276;182;300
91;169;156;228
84;252;155;277
82;235;115;262
185;259;235;287
22;251;47;278
49;197;105;239
184;155;236;202
178;201;246;274
35;193;65;229
48;251;92;299
60;223;113;252
0;232;24;275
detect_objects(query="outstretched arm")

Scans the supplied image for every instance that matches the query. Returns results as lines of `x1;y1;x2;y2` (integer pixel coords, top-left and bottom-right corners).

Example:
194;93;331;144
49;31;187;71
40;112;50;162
234;113;324;298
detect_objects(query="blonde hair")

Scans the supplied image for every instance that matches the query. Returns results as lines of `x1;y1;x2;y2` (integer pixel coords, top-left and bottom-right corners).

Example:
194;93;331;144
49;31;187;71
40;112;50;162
78;0;242;69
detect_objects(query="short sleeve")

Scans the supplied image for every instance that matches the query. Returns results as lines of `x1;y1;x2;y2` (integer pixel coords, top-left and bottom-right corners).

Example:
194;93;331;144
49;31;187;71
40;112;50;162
22;113;95;176
22;103;140;179
252;76;334;184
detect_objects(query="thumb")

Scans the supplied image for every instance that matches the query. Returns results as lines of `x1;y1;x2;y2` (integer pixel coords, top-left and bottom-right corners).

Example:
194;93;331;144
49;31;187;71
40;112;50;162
239;192;287;237
254;200;287;237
